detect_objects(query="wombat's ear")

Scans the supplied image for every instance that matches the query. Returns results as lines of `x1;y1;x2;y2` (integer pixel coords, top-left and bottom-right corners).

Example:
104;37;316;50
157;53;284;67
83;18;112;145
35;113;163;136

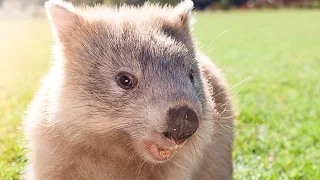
45;0;80;40
172;0;195;30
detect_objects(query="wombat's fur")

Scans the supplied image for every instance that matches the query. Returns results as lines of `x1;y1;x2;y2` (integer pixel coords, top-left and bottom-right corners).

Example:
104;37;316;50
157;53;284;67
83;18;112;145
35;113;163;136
24;0;234;179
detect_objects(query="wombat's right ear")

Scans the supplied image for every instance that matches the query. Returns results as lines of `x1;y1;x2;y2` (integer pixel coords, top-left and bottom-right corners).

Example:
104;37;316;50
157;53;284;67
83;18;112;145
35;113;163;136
172;0;194;31
45;0;79;40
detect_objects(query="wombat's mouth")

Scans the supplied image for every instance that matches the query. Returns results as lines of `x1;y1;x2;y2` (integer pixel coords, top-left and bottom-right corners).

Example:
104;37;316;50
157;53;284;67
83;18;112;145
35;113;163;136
143;140;179;162
137;128;190;163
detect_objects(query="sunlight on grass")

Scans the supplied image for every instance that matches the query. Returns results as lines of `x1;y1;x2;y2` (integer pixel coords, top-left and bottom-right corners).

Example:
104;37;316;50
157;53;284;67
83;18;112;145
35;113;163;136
0;10;319;179
0;18;51;179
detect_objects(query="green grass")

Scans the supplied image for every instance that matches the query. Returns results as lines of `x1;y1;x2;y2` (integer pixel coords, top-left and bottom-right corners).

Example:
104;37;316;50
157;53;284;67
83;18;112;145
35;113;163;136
1;10;319;179
195;10;320;179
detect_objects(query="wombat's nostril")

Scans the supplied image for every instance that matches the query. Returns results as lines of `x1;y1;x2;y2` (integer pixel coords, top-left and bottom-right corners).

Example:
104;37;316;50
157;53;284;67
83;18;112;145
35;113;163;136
165;106;199;145
163;132;171;139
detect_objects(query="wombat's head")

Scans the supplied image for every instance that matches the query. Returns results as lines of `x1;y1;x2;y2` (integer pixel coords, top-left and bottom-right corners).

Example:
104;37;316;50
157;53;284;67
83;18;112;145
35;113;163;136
47;0;214;163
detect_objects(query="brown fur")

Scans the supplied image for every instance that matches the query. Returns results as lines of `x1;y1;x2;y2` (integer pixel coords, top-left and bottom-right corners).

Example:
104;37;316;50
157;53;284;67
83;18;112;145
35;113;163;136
24;0;234;179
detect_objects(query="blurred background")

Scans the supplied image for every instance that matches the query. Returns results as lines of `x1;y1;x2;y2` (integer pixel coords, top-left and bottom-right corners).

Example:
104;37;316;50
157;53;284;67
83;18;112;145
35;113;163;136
0;0;320;17
0;0;319;179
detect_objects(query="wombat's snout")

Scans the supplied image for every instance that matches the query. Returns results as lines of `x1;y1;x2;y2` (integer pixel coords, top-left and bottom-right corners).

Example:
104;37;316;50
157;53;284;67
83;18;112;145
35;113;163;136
163;106;199;145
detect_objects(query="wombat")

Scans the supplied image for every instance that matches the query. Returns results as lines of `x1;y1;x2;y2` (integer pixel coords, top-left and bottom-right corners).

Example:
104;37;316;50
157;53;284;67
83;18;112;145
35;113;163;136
24;0;234;179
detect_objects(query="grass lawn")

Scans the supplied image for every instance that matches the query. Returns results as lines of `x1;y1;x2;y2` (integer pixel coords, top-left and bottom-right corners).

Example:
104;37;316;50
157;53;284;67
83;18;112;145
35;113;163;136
0;10;319;179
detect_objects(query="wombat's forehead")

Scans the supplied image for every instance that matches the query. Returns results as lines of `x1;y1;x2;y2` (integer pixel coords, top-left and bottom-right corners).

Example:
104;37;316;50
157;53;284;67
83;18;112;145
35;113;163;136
74;11;194;69
88;22;191;62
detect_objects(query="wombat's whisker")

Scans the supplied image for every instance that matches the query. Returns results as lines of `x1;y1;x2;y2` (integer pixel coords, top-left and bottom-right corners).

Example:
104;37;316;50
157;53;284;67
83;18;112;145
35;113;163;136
207;29;230;50
203;29;230;55
122;152;139;172
50;104;92;113
189;140;197;165
194;131;205;142
193;133;207;158
216;114;236;119
93;91;105;102
140;161;152;177
80;87;91;98
213;76;251;99
64;110;98;125
216;106;229;115
198;43;206;51
216;100;230;109
136;159;148;180
224;125;245;132
198;126;213;137
230;78;251;98
214;131;241;151
219;124;235;133
79;88;106;103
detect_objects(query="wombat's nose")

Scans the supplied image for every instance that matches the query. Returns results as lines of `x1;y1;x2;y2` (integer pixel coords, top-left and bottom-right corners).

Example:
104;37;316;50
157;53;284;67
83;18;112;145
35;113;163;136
163;106;199;145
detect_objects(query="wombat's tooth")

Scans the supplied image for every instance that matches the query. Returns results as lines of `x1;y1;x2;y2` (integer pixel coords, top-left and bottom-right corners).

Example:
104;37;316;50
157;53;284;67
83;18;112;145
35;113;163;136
159;150;171;158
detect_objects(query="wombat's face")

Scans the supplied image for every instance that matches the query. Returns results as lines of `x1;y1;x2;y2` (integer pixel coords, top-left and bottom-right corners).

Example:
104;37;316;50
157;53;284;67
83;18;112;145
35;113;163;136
47;0;213;163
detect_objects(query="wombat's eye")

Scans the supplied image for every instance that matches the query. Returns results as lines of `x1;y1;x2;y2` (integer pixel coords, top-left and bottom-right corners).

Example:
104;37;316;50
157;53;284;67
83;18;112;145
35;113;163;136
116;72;137;89
189;70;194;84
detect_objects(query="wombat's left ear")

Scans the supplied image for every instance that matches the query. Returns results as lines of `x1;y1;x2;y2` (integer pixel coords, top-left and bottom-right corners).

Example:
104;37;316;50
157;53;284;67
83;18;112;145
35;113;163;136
173;0;195;30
